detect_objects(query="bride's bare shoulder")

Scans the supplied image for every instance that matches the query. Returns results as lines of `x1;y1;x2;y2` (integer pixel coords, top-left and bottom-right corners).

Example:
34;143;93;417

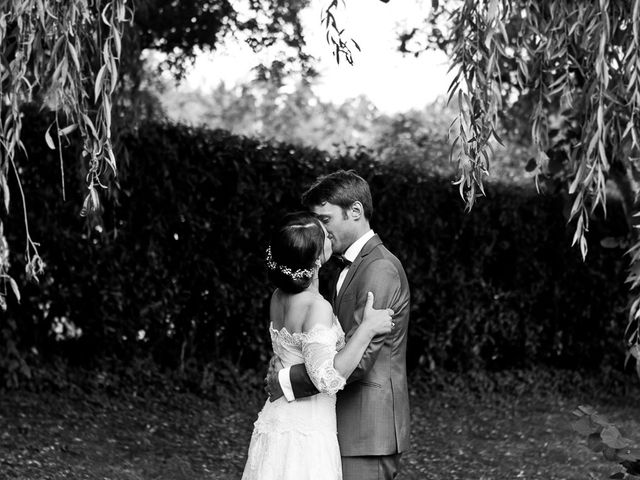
302;296;333;332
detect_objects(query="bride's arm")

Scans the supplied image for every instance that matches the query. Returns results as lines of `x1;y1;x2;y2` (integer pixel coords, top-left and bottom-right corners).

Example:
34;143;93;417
301;293;392;393
303;299;375;380
269;293;392;401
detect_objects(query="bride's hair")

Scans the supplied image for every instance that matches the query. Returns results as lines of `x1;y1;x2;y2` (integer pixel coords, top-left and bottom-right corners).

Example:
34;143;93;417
267;212;325;294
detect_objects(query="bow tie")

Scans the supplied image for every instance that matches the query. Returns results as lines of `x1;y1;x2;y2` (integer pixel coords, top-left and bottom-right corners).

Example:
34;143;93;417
334;255;352;269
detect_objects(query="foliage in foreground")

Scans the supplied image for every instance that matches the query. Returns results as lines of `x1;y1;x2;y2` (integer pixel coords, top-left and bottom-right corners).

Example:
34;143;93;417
572;405;640;479
415;0;640;366
0;0;130;309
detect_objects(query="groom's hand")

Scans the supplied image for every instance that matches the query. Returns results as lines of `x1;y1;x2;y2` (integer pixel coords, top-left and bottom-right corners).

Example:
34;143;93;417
264;356;285;402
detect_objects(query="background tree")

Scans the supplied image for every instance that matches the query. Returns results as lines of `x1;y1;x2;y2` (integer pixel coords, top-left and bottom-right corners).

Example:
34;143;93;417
161;71;535;182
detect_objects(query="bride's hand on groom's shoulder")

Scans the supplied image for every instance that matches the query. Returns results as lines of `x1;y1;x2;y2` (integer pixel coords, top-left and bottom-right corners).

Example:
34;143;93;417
362;292;395;337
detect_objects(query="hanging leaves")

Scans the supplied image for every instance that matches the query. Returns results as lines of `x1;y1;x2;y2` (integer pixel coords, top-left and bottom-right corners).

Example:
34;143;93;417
425;0;640;375
323;0;358;66
0;0;132;308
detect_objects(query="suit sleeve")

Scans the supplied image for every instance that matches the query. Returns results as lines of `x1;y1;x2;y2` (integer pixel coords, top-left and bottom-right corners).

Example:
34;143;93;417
288;363;320;399
344;258;402;383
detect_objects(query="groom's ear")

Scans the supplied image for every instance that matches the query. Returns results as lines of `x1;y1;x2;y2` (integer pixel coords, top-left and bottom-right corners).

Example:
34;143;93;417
350;201;364;220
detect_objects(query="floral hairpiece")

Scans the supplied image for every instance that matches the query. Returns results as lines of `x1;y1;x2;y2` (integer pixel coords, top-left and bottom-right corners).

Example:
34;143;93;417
266;246;314;280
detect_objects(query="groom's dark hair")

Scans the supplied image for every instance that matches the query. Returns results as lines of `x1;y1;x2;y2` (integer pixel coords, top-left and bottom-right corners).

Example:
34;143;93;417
301;170;373;220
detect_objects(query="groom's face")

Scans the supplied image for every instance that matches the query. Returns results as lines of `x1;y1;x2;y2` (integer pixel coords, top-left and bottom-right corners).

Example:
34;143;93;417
311;202;355;255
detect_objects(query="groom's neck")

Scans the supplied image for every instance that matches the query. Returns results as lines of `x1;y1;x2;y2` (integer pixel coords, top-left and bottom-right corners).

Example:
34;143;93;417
355;221;371;238
344;222;371;251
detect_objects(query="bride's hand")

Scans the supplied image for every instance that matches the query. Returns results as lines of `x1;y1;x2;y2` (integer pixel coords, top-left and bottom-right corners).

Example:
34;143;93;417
362;292;394;337
264;356;285;402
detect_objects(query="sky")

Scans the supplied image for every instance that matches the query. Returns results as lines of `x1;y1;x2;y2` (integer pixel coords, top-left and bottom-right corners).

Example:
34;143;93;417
181;0;452;114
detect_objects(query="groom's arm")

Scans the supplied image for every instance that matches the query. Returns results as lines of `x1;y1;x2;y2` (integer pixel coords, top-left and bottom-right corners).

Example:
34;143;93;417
344;259;404;383
284;364;320;399
268;261;403;399
267;362;321;402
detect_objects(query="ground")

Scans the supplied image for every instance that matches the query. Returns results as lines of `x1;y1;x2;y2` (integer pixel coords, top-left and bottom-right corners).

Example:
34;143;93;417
0;368;638;480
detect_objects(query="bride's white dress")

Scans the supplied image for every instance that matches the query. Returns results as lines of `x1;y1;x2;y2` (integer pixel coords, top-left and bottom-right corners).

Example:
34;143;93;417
241;316;346;480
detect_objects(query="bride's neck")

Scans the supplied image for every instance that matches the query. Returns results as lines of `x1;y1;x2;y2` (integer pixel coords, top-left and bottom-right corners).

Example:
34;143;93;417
303;273;320;293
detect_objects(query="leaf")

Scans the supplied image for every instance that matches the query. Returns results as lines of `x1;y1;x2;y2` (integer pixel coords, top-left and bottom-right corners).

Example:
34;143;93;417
588;432;605;452
103;40;111;65
113;27;122;58
104;94;112;134
618;448;640;462
591;414;611;427
67;41;80;72
487;0;500;21
95;64;107;103
44;124;55;150
58;124;77;137
580;235;588;259
109;55;118;94
492;128;504;146
0;173;9;212
101;3;111;26
80;193;90;217
82;114;98;139
8;277;20;303
603;446;619;461
572;415;598;436
570;192;584;219
106;146;117;173
601;425;629;449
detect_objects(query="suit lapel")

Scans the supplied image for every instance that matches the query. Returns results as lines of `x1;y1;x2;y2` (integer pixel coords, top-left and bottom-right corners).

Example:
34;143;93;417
335;235;383;312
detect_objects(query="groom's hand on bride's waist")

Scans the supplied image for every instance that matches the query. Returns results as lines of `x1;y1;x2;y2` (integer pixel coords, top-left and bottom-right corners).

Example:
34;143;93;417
264;356;285;402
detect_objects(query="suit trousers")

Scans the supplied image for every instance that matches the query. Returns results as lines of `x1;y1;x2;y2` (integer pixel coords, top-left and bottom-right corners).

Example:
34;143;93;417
341;454;402;480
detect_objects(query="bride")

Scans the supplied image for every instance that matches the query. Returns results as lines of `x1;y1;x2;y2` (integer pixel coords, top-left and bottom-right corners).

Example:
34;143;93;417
241;212;394;480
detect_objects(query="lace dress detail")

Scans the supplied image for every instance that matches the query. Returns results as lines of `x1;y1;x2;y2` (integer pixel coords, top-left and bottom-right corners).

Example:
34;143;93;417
300;326;347;395
241;316;346;480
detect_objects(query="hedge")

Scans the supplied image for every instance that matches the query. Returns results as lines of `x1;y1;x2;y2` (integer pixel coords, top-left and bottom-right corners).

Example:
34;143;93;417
1;112;631;386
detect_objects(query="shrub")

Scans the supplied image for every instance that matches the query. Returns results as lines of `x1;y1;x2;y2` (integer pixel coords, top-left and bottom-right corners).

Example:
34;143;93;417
1;113;631;386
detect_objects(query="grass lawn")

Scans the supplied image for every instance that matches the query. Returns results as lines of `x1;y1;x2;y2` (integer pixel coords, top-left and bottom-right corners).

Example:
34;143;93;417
0;369;638;480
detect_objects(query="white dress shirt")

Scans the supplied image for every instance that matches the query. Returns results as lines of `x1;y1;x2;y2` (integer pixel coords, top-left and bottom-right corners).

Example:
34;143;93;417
278;230;375;402
335;229;375;296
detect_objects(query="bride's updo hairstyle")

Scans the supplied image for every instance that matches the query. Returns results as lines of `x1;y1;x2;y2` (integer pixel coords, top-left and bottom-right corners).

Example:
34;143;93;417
267;212;325;294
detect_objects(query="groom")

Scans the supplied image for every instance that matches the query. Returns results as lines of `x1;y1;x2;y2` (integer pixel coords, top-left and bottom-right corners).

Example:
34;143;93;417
267;170;411;480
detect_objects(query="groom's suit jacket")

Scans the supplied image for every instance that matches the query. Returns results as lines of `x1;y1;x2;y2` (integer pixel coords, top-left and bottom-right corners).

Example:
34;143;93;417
289;234;411;456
